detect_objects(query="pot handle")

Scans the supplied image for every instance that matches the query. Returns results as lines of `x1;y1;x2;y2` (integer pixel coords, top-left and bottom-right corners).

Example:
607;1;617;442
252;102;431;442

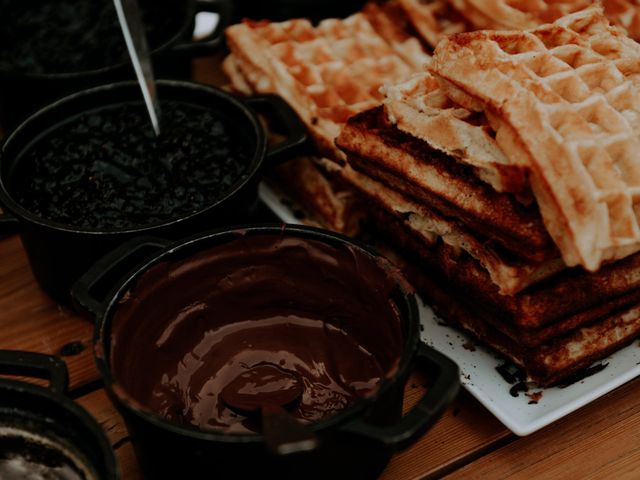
244;95;309;165
0;210;20;234
0;350;69;395
172;0;232;56
340;343;459;451
71;237;171;319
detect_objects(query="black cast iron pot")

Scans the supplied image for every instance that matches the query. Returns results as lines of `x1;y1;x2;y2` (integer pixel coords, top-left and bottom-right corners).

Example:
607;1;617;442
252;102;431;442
0;80;307;305
0;0;231;129
0;350;118;479
72;225;460;480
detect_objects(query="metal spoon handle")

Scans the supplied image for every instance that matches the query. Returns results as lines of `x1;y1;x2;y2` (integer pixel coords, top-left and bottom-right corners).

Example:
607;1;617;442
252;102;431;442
113;0;161;136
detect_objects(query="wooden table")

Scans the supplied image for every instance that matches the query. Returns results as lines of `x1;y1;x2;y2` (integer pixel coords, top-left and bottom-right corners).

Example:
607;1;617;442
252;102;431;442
3;58;640;480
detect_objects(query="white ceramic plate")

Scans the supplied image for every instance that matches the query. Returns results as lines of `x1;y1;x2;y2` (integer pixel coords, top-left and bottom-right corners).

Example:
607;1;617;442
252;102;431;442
259;182;640;436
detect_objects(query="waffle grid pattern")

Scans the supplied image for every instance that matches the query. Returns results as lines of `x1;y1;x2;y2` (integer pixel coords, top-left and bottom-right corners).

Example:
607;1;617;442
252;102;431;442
382;72;529;193
431;8;640;269
397;0;640;46
397;0;470;47
225;13;430;160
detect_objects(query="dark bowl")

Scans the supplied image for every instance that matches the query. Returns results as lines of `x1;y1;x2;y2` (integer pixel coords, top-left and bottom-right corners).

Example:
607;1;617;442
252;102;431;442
73;224;460;480
0;351;118;480
0;80;307;305
0;0;231;129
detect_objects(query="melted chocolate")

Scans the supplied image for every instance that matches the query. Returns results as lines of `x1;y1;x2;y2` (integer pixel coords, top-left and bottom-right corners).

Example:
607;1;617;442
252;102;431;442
111;234;406;434
558;362;609;388
220;363;304;414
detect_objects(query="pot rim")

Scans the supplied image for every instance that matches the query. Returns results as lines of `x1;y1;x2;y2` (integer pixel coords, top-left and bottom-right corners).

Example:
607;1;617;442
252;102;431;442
0;0;195;80
0;378;119;479
93;224;421;444
0;79;267;235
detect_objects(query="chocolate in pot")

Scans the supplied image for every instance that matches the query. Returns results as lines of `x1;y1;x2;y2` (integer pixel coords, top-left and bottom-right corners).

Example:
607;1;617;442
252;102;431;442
110;234;405;432
150;317;384;433
86;226;459;479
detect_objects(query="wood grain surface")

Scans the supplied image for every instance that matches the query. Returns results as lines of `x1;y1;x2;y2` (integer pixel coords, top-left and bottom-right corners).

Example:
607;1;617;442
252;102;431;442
445;377;640;480
0;235;96;390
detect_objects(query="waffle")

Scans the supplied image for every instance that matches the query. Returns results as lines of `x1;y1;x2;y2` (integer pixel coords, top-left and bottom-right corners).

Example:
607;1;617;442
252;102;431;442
360;1;432;66
382;71;528;193
447;0;591;30
224;12;429;161
222;54;253;95
340;162;565;294
395;0;470;48
430;8;640;271
271;157;366;235
336;106;556;262
399;0;640;42
223;55;366;234
413;261;640;386
603;0;640;41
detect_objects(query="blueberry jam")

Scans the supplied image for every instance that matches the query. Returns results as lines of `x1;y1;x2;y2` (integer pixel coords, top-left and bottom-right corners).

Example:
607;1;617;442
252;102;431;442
0;0;182;74
11;101;252;230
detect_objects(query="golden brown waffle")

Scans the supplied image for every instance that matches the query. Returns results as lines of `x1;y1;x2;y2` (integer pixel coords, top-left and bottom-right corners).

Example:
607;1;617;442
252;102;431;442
447;0;591;30
393;0;640;45
222;54;253;95
603;0;640;40
413;261;640;386
430;8;640;271
336;107;556;262
271;157;366;236
382;71;528;193
361;217;640;385
383;212;640;330
396;0;470;48
340;162;565;294
224;13;429;161
360;1;432;65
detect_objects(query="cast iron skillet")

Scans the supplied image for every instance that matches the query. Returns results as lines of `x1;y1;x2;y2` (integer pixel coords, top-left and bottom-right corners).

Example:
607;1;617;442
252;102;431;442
72;224;460;480
0;0;231;129
0;350;118;479
0;80;307;306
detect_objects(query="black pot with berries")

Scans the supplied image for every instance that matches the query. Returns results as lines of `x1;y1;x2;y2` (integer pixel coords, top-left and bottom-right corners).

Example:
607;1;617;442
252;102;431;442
0;80;307;305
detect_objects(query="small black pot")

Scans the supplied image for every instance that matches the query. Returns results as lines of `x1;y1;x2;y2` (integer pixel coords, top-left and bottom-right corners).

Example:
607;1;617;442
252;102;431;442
0;350;118;479
73;225;460;480
232;0;368;22
0;0;231;129
0;80;307;305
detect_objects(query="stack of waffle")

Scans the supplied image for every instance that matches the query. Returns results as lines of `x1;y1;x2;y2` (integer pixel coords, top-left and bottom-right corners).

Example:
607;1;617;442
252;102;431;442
224;6;640;385
224;0;640;235
336;8;640;385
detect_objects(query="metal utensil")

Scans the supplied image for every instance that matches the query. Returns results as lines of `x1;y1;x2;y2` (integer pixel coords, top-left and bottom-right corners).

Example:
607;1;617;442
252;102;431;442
113;0;161;136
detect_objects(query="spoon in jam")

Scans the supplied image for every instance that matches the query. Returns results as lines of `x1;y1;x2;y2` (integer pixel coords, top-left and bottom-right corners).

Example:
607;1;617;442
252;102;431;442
113;0;161;136
220;363;318;455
